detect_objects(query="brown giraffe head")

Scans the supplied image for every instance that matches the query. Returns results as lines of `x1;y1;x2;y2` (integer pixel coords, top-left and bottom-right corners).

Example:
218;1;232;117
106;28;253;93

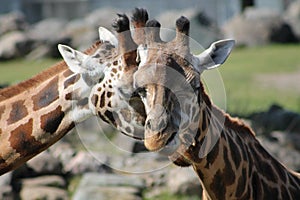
134;16;235;154
58;9;148;139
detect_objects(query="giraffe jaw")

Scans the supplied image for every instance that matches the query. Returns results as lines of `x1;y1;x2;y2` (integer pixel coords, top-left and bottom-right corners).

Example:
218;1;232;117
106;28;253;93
158;132;180;155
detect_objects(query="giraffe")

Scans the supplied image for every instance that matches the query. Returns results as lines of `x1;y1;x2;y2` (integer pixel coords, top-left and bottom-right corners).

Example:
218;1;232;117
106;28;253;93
0;9;148;175
133;16;300;199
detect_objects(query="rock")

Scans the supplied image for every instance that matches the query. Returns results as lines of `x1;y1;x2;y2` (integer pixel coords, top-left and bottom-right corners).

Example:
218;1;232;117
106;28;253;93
166;167;202;196
0;172;14;200
73;186;142;200
73;173;145;200
0;185;14;200
21;175;66;189
0;31;33;60
258;136;300;171
20;186;68;200
76;173;145;188
0;172;12;186
250;104;300;134
64;151;109;175
47;141;76;173
270;131;300;151
223;8;298;46
285;0;300;38
62;19;97;51
26;18;71;58
27;18;67;42
85;7;119;30
0;12;28;35
26;150;63;175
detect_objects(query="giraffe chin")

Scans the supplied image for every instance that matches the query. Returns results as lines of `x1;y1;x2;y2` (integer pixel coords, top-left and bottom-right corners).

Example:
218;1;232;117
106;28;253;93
158;132;180;156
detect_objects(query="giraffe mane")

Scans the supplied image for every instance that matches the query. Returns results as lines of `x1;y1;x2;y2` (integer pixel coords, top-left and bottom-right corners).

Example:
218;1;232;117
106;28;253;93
0;41;102;102
200;81;256;137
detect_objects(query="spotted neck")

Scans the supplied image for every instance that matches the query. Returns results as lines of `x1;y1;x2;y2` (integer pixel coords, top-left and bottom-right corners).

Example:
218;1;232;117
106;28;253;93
175;83;300;200
0;42;101;175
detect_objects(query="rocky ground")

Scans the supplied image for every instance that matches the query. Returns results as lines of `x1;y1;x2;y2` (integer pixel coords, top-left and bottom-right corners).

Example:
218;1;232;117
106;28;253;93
0;105;300;200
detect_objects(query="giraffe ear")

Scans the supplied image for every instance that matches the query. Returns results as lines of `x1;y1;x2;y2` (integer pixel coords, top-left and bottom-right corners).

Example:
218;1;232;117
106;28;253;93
193;39;235;73
58;44;88;73
98;27;118;47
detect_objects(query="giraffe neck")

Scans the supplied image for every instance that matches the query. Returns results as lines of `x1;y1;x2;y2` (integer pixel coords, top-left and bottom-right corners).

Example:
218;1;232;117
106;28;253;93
0;42;101;175
177;82;300;200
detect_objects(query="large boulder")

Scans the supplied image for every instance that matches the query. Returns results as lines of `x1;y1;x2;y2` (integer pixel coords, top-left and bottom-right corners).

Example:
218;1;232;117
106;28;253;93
61;19;97;51
73;173;145;200
64;151;110;175
26;150;63;175
250;104;300;134
26;18;71;58
285;0;300;38
166;167;202;196
84;7;119;30
0;31;33;60
20;186;68;200
0;172;13;200
223;8;298;46
0;12;28;35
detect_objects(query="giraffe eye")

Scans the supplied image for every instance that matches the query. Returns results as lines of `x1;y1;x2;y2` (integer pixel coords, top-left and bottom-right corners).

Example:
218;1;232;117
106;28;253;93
136;87;147;98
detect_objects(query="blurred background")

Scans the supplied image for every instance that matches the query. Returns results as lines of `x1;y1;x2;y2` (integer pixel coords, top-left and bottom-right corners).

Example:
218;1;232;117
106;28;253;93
0;1;300;200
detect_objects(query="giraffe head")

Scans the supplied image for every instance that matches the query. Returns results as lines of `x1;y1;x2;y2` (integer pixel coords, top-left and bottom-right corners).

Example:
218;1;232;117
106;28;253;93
58;9;148;139
134;16;235;155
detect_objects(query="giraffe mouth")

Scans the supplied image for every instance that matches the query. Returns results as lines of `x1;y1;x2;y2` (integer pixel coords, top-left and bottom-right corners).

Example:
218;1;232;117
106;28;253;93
159;132;180;155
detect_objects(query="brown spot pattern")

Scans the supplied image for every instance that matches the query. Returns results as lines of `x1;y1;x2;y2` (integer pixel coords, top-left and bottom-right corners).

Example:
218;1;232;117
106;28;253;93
32;77;59;111
8;100;28;125
112;68;118;74
210;169;226;199
235;168;247;197
223;147;235;185
63;69;73;77
64;75;78;89
65;92;72;101
0;106;5;119
91;94;99;107
100;92;105;108
9;118;43;157
40;106;65;134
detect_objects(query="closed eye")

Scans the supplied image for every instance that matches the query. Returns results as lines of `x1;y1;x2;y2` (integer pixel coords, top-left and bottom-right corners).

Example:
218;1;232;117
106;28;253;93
136;87;147;98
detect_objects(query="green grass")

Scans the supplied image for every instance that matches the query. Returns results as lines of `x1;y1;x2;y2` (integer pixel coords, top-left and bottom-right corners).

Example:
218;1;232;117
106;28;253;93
218;44;300;116
0;58;59;85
